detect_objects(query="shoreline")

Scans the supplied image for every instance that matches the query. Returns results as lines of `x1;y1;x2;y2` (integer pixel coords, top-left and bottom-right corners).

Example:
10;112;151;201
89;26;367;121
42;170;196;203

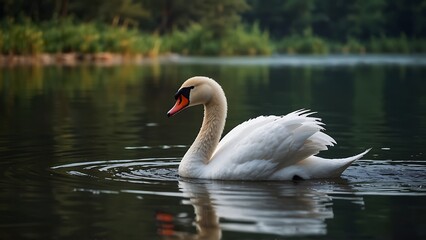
0;53;175;67
2;52;426;67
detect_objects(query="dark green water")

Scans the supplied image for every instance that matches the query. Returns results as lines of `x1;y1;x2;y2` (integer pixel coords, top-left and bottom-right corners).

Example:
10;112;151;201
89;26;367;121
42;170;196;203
1;55;426;239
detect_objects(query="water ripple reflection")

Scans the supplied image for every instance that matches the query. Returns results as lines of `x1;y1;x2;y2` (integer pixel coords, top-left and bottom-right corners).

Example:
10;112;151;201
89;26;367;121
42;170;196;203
52;158;426;195
342;160;426;195
52;157;180;184
177;180;335;237
51;158;426;237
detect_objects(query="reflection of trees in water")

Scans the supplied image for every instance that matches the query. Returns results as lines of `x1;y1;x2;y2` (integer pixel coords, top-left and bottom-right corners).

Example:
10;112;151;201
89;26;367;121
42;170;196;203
2;62;425;160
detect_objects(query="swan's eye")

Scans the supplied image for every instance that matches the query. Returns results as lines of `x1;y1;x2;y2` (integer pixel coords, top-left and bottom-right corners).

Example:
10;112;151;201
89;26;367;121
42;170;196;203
175;86;195;100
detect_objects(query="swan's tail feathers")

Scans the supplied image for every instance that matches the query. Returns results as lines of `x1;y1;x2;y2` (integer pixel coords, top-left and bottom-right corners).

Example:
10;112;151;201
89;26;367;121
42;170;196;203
299;148;371;179
338;147;370;163
329;148;372;177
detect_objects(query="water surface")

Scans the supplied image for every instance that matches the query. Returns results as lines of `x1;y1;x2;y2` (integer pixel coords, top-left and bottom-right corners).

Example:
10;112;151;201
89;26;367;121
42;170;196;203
1;55;426;239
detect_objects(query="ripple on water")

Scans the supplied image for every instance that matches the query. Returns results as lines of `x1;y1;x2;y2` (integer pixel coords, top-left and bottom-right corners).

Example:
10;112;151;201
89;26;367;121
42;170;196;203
336;160;426;195
52;157;180;184
50;158;426;237
51;158;426;196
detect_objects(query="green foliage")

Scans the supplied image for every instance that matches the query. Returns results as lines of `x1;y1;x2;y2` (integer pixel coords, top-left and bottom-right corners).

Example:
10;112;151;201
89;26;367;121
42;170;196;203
199;0;249;38
1;0;426;45
1;0;426;56
165;22;272;56
166;24;211;55
100;26;159;55
0;18;162;56
42;19;100;53
367;35;410;53
345;0;387;39
367;35;426;54
0;30;3;53
277;35;329;54
341;38;366;54
275;34;426;54
245;0;425;42
1;22;44;54
410;39;426;53
224;23;272;55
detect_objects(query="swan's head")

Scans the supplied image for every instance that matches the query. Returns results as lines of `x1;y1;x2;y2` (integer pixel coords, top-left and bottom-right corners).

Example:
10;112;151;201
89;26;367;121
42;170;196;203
167;76;219;117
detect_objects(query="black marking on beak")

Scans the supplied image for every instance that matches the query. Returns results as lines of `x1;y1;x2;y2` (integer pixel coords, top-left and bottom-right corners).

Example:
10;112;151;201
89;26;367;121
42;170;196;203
167;86;194;117
174;86;194;100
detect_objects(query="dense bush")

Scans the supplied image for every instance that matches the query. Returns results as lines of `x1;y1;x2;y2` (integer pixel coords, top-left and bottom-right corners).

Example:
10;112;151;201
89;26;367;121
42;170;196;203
224;23;272;55
276;35;329;54
366;35;424;53
166;23;272;56
42;20;100;53
1;19;161;56
0;19;425;56
1;22;44;54
276;35;426;54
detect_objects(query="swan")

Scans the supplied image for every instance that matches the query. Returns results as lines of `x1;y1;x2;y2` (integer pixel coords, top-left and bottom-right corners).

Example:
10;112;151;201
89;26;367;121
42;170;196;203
167;76;370;180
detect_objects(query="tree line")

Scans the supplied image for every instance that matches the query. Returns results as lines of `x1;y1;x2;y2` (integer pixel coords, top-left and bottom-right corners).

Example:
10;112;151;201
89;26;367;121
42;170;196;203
2;0;424;40
1;0;425;56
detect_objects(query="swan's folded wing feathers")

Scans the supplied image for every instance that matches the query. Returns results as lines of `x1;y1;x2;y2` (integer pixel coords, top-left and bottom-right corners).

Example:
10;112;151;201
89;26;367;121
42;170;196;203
212;115;279;158
313;131;336;146
273;121;322;168
228;118;307;166
211;110;335;174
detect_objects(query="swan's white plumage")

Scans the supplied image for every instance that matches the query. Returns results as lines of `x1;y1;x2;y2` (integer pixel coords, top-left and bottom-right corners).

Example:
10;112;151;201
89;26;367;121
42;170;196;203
168;76;370;180
206;110;342;180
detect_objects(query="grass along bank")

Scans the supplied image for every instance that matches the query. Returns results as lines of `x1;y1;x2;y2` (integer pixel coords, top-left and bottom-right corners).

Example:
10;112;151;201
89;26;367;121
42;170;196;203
1;19;425;65
0;19;271;62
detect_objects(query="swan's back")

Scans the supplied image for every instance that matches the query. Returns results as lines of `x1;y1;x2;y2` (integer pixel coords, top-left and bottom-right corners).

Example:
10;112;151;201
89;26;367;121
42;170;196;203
206;110;350;180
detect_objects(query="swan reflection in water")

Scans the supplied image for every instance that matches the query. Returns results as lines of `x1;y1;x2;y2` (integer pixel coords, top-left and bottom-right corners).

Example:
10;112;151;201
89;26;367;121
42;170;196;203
157;179;363;239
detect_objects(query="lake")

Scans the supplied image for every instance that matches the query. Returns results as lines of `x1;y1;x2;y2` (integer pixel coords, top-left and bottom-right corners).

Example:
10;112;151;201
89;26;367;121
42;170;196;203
1;55;426;239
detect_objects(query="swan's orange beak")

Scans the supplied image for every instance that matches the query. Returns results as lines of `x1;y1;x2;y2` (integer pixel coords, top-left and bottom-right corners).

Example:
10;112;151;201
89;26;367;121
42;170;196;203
167;95;189;117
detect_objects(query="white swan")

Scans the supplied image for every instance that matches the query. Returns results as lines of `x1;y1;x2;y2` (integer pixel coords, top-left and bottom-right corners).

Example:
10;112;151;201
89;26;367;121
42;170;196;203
167;76;370;180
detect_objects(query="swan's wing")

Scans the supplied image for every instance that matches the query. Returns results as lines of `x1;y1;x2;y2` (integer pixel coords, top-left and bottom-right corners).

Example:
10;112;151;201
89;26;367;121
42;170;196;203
211;110;336;172
212;115;280;158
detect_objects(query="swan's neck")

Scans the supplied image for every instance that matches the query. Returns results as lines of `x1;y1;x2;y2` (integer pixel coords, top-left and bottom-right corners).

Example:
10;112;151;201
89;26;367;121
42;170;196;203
179;89;227;178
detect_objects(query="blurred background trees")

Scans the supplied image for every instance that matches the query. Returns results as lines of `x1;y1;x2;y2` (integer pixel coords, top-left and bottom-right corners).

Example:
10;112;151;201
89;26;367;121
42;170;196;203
2;0;424;39
0;0;425;55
